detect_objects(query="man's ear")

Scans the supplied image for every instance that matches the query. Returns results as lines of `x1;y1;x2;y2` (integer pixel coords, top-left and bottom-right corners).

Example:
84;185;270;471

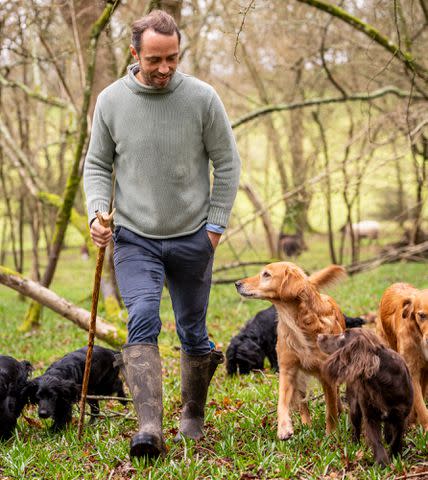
129;44;139;61
402;298;414;319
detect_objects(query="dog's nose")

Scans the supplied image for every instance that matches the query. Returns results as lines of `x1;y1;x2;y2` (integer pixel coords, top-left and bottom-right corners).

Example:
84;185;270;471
38;409;49;418
235;280;242;289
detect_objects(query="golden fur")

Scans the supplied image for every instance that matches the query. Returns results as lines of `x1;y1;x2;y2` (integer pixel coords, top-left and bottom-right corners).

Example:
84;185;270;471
376;283;428;430
235;261;346;440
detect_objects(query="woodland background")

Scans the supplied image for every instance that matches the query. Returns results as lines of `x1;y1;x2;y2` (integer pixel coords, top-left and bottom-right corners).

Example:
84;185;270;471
0;1;427;479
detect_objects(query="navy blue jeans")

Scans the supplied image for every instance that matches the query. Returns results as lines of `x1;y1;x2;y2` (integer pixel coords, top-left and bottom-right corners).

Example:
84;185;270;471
113;226;214;355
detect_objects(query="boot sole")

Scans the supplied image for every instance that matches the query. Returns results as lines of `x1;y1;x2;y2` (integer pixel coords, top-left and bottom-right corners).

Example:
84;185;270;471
130;433;164;459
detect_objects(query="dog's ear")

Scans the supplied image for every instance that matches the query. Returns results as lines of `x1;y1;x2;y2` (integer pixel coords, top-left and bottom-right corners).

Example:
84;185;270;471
20;361;33;379
324;333;380;384
226;345;238;375
299;284;330;316
58;379;80;402
402;298;414;320
23;379;38;404
279;270;306;301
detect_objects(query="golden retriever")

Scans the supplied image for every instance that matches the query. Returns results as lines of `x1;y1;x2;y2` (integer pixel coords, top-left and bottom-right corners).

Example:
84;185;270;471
376;283;428;430
235;261;346;440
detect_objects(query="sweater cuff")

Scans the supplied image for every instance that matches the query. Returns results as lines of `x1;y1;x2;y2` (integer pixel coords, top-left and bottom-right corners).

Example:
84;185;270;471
207;206;230;228
87;201;111;226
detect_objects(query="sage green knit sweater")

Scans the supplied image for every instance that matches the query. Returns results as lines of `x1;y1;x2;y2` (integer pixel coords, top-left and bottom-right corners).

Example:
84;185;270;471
83;65;240;238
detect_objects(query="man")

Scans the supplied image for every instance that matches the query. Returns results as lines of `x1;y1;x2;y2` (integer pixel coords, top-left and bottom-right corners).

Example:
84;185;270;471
83;10;240;458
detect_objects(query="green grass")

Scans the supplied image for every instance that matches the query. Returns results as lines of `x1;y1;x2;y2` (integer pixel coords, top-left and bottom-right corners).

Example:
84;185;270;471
0;241;427;479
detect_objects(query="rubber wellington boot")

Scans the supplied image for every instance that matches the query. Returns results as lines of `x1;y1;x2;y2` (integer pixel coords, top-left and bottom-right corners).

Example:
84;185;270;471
174;349;224;442
122;343;166;458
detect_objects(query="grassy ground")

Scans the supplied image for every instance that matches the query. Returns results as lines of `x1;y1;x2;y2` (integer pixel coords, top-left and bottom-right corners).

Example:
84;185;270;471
0;241;427;479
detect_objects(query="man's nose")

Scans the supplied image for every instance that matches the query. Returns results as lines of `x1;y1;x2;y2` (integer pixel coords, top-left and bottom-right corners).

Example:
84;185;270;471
158;62;169;74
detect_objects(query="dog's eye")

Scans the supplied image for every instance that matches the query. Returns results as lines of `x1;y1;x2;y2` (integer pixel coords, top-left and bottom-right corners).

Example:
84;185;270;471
261;271;271;279
418;312;426;320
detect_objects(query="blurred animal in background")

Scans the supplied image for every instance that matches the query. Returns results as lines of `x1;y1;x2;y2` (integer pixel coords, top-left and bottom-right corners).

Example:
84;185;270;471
342;220;380;242
376;283;428;431
226;306;278;375
0;355;33;440
278;233;307;258
226;309;366;376
26;346;125;431
318;328;413;466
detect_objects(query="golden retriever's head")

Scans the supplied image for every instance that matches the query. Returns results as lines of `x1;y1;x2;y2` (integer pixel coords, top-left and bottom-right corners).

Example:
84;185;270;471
402;289;428;354
235;262;309;302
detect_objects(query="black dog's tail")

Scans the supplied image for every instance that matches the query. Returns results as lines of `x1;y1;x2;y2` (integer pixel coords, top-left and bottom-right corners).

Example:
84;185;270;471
344;315;366;329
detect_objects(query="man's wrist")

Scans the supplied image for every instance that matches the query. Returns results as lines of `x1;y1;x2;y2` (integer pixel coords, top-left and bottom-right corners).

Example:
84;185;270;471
206;223;225;234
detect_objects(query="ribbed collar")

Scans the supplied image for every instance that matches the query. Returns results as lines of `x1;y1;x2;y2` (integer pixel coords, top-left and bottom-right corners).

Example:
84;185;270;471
124;63;184;95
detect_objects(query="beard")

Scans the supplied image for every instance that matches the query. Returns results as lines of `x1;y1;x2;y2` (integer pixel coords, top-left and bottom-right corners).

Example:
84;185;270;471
138;65;175;89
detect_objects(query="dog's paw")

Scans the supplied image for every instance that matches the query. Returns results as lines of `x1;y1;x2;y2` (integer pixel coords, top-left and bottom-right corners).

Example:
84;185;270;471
277;422;294;440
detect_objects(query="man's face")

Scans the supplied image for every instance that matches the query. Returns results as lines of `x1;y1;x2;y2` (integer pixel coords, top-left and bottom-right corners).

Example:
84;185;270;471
130;28;179;89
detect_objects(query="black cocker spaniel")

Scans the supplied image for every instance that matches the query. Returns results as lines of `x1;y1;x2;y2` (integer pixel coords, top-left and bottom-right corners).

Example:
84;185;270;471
27;346;125;431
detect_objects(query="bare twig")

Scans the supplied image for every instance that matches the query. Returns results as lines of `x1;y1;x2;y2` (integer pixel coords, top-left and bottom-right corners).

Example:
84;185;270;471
233;0;256;62
86;395;132;402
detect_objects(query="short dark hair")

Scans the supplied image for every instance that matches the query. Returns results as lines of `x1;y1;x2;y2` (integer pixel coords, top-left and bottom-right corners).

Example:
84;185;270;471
131;10;181;53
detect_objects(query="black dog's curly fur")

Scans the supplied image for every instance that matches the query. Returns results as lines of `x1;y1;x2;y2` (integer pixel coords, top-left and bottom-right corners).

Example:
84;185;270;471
226;307;366;375
0;355;33;439
226;306;279;375
318;328;413;466
27;346;125;430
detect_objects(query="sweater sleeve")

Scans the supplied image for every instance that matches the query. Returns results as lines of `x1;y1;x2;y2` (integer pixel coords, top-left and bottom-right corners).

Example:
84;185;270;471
83;96;116;225
203;90;241;228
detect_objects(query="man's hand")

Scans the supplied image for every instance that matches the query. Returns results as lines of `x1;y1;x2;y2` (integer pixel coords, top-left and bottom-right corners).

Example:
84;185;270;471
90;216;112;248
207;230;221;250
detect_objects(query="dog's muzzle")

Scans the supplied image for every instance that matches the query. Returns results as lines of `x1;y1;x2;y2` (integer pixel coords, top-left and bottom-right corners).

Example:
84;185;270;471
38;408;50;419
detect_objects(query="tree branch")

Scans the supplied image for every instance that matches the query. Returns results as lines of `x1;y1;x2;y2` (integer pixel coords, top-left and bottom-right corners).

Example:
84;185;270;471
0;73;71;110
231;86;425;129
295;0;428;81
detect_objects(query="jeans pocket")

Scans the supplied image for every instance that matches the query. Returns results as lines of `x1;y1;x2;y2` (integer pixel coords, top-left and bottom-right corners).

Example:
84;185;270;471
113;226;122;243
202;228;214;254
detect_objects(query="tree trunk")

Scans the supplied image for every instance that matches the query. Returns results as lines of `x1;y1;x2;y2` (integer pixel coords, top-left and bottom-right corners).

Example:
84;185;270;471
312;111;337;264
240;183;277;257
23;0;121;331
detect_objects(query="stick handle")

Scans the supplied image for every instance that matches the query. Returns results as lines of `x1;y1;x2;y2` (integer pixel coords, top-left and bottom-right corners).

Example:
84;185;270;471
77;210;114;438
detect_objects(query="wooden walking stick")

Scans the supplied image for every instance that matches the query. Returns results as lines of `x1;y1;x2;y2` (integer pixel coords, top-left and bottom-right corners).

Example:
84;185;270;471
78;209;115;439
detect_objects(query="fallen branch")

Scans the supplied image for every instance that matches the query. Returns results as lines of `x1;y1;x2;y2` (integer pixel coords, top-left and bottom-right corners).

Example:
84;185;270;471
213;242;428;284
346;241;428;275
86;395;132;402
0;266;126;348
87;412;137;421
213;260;272;274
